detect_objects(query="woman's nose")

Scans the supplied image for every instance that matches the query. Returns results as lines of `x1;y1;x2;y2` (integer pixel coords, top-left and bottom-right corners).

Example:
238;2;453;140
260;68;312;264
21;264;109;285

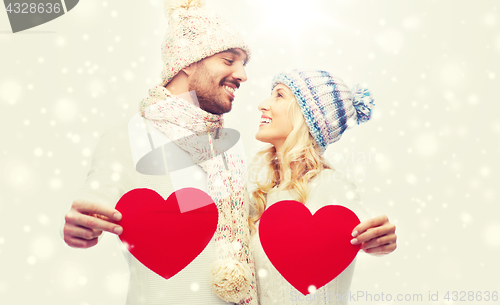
258;97;271;111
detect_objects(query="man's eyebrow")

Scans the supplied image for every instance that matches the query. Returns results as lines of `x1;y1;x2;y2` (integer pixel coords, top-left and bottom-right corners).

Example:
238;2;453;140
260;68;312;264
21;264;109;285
223;49;248;64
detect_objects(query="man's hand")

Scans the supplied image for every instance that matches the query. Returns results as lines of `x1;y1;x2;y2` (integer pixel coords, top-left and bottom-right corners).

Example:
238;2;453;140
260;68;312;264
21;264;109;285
63;200;123;248
350;215;397;256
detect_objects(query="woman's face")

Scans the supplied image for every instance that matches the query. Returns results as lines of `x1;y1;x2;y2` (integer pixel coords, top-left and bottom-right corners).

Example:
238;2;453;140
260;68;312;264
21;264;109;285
255;84;295;150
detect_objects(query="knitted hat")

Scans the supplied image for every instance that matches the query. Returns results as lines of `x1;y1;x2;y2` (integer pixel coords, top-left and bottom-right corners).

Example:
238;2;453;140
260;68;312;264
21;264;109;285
272;69;375;152
160;0;251;86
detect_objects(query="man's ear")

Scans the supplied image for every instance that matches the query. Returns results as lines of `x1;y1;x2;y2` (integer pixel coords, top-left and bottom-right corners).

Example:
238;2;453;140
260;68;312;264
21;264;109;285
181;63;196;77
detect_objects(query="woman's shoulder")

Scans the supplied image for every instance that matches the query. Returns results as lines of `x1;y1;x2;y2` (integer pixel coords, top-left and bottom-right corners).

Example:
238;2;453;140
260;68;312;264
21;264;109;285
305;169;363;213
309;169;358;193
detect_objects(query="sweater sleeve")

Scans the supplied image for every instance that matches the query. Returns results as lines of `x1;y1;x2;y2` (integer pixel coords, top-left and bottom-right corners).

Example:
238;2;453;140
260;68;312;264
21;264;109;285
60;122;136;240
72;122;137;208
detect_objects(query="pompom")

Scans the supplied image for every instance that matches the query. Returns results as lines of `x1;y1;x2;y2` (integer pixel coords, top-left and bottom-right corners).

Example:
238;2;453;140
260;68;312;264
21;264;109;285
210;258;251;303
352;84;375;124
164;0;206;18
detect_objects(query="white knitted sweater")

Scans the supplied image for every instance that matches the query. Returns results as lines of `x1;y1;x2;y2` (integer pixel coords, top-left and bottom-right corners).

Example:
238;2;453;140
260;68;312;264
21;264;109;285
250;169;370;305
72;113;241;304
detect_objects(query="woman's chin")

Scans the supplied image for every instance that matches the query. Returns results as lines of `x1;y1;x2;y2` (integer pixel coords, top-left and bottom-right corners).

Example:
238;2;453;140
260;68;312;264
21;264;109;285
255;134;271;145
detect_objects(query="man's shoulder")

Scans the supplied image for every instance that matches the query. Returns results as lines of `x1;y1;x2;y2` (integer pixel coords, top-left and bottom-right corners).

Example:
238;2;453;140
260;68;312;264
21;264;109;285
98;113;144;141
92;116;137;156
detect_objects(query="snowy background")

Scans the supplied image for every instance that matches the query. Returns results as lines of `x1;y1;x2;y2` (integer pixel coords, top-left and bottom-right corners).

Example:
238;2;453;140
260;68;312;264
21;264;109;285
1;0;499;304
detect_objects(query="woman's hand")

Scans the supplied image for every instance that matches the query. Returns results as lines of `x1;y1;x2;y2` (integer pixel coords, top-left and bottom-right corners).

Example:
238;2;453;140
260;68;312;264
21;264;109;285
350;215;397;256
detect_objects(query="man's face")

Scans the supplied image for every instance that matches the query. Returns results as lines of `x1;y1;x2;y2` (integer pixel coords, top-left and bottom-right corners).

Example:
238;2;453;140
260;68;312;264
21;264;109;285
188;48;248;115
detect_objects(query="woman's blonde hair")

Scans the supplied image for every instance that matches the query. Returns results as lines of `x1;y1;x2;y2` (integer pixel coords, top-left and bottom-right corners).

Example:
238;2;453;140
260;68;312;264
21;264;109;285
249;96;331;234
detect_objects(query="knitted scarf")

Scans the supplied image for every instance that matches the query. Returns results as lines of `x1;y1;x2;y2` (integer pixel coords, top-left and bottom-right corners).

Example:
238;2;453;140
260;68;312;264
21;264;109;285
140;85;257;304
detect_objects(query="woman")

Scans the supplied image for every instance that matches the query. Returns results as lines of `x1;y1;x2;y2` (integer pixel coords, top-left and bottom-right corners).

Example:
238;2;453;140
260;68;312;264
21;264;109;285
249;69;397;304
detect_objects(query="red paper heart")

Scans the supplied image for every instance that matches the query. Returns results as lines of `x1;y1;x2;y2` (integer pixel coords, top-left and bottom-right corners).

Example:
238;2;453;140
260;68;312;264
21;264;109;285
259;200;361;295
115;188;218;279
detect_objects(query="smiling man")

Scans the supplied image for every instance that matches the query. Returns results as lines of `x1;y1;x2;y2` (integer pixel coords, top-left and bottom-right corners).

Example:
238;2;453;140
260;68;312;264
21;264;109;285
62;0;257;304
166;48;248;115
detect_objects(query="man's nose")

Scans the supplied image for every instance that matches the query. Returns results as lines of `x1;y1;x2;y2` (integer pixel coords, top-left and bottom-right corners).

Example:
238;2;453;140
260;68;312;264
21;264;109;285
233;63;248;83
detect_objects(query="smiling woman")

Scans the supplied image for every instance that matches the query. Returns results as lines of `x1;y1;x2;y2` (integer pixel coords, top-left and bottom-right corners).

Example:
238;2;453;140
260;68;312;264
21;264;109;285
249;69;396;305
255;84;295;153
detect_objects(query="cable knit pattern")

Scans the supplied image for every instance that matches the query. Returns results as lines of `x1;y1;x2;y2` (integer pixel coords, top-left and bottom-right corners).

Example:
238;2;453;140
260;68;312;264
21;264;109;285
140;85;257;304
250;169;370;305
271;70;375;153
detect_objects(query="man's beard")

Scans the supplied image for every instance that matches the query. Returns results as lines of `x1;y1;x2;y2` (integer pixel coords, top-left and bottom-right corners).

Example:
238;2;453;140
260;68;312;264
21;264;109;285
188;63;232;115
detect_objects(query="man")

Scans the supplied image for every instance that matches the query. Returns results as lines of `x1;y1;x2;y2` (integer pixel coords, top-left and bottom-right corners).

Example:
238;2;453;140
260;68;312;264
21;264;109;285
63;0;396;304
65;1;256;304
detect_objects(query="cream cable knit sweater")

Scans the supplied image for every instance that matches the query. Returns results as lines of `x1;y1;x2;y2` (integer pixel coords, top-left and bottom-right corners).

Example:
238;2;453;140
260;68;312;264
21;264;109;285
71;113;240;305
250;169;370;305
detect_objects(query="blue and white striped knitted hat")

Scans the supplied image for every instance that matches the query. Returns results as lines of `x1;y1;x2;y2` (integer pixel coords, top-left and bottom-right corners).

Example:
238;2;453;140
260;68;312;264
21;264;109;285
272;69;375;152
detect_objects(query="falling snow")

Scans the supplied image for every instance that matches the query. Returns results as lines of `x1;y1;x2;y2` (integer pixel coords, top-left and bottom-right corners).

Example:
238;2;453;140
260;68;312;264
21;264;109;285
483;223;500;247
0;81;22;105
32;236;55;259
0;1;499;304
376;29;403;54
105;272;128;295
190;282;200;292
403;15;422;30
53;98;78;122
483;13;497;27
258;268;268;278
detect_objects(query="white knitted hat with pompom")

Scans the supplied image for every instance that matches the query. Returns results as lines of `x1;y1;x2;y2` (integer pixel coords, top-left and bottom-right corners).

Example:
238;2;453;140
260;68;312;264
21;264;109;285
160;0;251;86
